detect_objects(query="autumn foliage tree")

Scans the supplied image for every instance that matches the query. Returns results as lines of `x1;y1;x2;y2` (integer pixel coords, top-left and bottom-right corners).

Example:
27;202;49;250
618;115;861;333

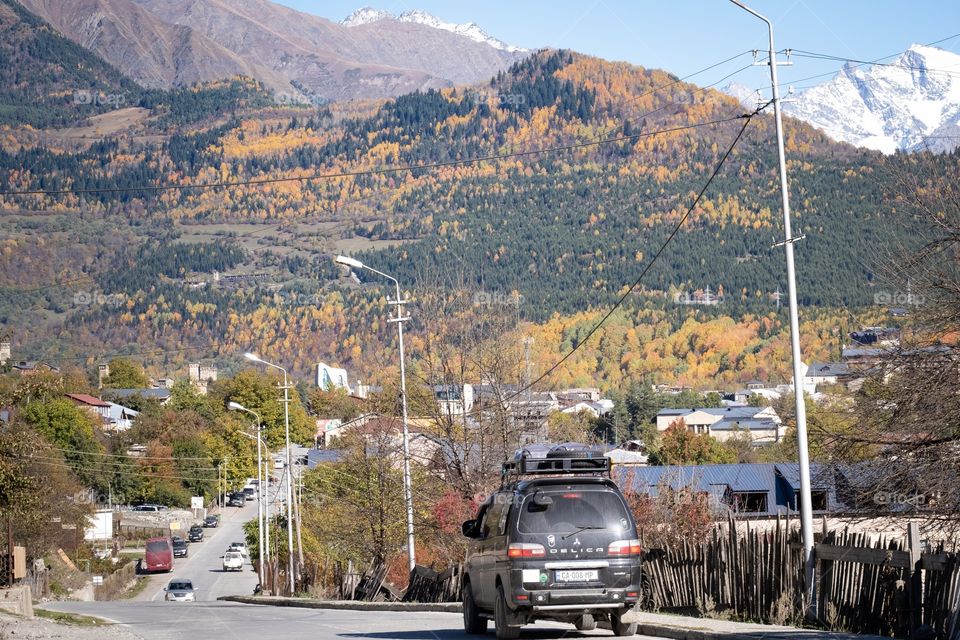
649;419;736;465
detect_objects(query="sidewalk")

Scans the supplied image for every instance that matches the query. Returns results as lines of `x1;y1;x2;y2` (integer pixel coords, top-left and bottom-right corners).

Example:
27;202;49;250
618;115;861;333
632;611;889;639
220;596;890;639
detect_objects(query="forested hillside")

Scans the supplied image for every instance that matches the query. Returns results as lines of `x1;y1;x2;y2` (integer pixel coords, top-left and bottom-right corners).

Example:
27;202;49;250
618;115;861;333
0;9;937;387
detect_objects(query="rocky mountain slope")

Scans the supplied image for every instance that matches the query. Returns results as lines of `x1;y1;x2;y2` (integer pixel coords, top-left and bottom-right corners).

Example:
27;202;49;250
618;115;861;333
17;0;529;101
783;45;960;153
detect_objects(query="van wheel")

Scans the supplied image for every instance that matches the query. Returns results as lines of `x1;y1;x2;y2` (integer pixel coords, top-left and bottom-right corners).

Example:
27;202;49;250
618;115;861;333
609;610;637;637
575;614;597;631
463;582;487;634
495;585;521;640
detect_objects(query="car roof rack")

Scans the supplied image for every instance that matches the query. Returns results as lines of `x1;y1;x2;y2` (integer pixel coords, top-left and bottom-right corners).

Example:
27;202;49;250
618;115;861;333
501;443;610;485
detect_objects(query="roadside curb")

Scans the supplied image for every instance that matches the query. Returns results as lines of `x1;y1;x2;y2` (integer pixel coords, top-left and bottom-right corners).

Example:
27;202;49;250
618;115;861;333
632;613;890;640
218;595;462;613
219;598;887;639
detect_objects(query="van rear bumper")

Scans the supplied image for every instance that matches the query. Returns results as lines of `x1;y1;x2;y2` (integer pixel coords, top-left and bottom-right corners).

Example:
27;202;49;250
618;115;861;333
515;587;639;610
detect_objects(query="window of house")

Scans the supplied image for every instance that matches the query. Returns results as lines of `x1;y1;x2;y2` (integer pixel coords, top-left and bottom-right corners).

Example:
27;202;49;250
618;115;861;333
731;491;768;513
796;489;828;511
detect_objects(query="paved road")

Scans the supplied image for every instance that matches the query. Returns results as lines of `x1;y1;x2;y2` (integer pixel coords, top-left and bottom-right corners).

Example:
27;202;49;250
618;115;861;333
133;480;282;602
40;601;668;640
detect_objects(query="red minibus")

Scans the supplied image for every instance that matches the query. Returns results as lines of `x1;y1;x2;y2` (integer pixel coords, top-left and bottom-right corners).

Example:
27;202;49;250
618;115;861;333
143;536;173;573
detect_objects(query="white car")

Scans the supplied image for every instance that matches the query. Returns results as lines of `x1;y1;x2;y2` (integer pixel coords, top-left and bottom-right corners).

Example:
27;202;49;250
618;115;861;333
227;541;248;557
222;551;244;572
164;579;197;602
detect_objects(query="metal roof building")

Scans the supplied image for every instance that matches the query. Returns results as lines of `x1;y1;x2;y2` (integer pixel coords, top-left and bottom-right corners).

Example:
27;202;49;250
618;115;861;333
615;463;839;516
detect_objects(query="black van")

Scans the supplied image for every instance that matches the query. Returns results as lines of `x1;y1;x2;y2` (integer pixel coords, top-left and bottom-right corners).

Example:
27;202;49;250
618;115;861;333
461;445;644;639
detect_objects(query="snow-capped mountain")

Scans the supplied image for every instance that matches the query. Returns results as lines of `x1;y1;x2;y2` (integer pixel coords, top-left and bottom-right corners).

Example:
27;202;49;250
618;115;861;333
341;7;392;26
783;44;960;153
721;81;761;110
342;7;528;53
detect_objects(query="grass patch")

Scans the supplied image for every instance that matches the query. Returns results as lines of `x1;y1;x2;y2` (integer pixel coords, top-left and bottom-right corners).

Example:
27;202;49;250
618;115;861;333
34;608;108;626
122;577;150;600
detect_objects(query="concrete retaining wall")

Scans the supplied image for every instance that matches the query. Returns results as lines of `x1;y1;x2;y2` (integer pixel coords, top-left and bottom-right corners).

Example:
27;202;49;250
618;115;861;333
0;585;33;618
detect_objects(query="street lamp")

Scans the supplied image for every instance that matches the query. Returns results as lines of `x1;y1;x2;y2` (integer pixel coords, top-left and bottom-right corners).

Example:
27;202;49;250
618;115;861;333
228;401;269;590
335;254;416;572
243;352;296;595
729;0;816;617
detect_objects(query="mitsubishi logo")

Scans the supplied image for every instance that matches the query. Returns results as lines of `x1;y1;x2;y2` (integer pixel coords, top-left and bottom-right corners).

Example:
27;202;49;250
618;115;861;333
547;535;556;548
573;537;581;547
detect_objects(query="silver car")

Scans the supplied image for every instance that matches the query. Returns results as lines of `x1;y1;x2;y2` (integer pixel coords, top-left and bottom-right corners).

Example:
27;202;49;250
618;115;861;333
164;579;198;602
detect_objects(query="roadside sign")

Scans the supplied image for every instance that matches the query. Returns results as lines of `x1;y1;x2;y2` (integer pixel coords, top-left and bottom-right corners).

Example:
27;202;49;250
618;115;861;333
169;521;181;531
191;496;204;509
92;575;104;586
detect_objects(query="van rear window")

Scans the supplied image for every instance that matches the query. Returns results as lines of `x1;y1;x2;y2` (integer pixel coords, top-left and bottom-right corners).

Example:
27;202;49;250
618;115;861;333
517;490;632;535
146;540;170;553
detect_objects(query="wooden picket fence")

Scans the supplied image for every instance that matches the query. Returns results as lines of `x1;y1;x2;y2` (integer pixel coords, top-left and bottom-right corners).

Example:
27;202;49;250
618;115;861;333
643;517;804;624
643;518;960;639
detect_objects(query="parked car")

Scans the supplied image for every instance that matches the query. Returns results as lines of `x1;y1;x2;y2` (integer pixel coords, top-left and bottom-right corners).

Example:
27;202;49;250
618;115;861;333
203;515;219;528
222;550;244;572
461;444;645;640
188;525;204;542
164;579;197;602
227;541;248;557
143;536;173;573
132;504;161;512
171;536;188;558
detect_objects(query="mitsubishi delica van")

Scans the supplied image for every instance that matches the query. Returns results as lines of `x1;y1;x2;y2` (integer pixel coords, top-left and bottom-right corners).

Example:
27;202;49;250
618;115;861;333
461;444;645;639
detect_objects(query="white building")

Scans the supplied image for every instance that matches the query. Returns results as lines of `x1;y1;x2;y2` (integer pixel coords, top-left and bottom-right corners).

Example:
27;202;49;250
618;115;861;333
434;384;475;417
316;363;351;392
800;361;850;393
656;406;783;445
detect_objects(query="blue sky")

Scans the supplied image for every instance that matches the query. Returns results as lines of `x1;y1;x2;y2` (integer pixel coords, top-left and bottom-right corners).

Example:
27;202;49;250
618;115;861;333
275;1;960;95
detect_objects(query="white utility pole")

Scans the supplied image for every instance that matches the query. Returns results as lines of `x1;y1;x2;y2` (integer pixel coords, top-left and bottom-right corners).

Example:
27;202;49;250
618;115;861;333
245;353;297;595
730;0;816;617
335;256;416;572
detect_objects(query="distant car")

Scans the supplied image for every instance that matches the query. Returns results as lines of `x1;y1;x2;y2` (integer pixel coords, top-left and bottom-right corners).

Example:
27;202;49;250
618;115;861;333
203;515;219;528
164;579;197;602
222;551;244;572
132;504;161;512
171;536;188;558
188;525;204;542
228;493;245;507
242;487;256;501
227;541;248;557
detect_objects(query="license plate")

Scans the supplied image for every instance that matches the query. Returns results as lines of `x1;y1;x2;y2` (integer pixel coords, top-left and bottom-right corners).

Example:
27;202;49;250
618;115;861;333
556;570;598;582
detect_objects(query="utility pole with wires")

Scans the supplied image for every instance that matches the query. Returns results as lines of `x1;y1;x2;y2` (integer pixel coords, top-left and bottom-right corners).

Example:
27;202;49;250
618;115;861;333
294;466;304;573
730;0;817;619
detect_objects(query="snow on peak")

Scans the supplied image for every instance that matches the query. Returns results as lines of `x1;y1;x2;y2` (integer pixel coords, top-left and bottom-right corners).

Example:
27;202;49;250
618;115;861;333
721;81;760;109
397;9;527;52
341;7;394;27
784;44;960;154
341;7;527;53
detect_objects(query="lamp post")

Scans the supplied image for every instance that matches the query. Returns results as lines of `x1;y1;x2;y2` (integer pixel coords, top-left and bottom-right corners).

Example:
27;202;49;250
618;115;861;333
335;255;416;572
244;352;296;595
729;0;816;617
227;401;268;587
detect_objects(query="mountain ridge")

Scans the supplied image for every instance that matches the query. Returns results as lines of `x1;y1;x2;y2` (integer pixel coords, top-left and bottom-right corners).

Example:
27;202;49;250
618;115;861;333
783;44;960;153
16;0;529;101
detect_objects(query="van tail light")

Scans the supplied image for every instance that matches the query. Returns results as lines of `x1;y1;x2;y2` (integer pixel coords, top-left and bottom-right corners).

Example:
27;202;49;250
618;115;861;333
608;539;643;556
508;543;546;558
